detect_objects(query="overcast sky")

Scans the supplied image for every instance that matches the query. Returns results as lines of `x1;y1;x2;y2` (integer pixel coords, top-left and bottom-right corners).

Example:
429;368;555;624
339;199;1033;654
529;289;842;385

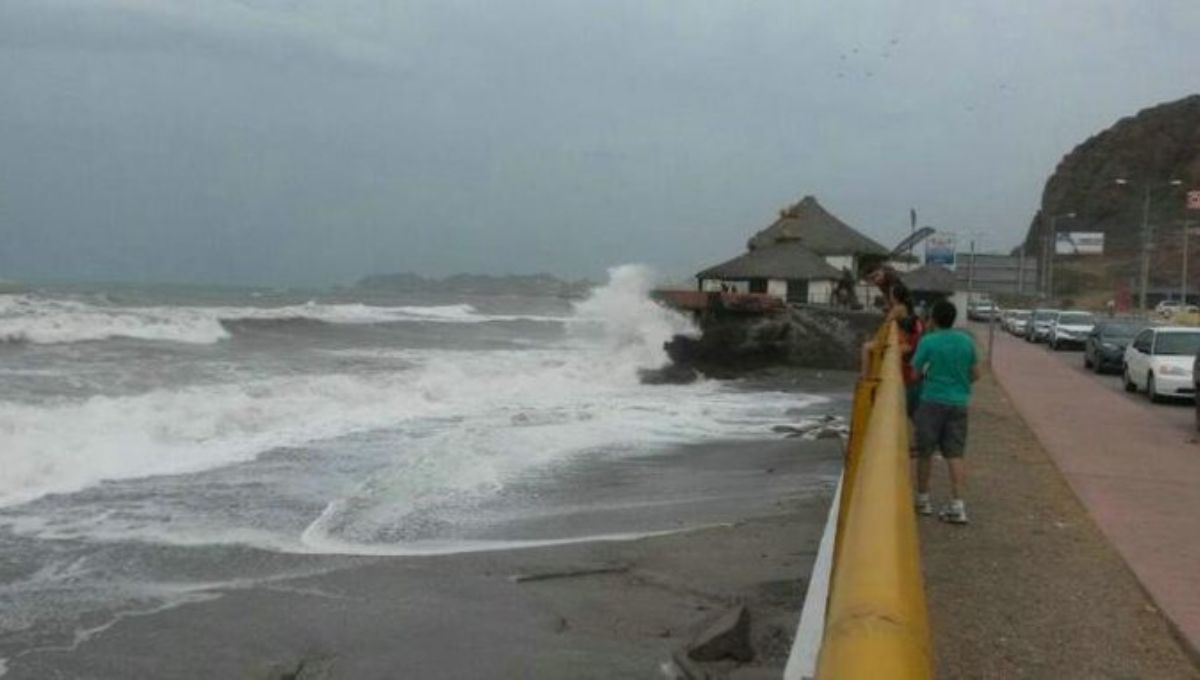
1;1;1197;286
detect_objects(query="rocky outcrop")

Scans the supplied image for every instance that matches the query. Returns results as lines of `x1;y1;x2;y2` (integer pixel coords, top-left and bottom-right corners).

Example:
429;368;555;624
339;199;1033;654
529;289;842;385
1021;94;1200;262
687;605;754;663
656;305;878;378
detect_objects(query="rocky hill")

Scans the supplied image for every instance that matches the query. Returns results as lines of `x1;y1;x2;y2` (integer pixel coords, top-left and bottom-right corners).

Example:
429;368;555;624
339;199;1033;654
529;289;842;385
1021;95;1200;269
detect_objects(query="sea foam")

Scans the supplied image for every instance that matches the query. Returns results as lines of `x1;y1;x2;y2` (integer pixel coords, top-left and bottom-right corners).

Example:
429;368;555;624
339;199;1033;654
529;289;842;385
0;295;554;346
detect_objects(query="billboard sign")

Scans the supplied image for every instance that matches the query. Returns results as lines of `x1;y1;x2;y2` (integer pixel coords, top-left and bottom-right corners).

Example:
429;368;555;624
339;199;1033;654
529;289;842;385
924;233;957;268
1055;231;1105;255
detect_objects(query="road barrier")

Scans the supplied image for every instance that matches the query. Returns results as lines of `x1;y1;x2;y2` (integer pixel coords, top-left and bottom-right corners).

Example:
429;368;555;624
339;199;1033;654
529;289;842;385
815;322;933;679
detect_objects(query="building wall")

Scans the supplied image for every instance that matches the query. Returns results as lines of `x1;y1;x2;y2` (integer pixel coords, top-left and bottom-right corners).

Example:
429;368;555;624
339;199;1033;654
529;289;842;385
699;277;840;305
809;280;834;304
699;278;751;293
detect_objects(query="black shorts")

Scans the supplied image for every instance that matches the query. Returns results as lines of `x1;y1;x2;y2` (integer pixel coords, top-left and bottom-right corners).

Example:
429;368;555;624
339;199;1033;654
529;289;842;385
914;401;968;459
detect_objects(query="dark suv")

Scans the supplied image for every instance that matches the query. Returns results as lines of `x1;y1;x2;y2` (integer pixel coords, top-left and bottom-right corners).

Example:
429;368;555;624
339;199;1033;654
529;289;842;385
1084;320;1144;373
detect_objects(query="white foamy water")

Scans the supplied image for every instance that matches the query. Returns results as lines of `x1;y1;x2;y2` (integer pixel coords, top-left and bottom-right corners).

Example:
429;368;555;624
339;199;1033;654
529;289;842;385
0;266;823;517
0;295;559;346
0;266;845;669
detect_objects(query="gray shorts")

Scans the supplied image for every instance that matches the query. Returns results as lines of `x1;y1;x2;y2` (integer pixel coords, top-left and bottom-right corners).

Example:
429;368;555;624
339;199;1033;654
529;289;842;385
914;401;968;459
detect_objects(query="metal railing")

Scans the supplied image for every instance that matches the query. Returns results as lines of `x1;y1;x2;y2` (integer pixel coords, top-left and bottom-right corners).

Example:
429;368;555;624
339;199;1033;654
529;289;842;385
815;323;933;679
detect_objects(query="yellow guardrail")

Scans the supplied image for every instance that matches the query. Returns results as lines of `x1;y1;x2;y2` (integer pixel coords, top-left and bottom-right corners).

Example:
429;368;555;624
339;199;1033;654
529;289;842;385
815;322;933;679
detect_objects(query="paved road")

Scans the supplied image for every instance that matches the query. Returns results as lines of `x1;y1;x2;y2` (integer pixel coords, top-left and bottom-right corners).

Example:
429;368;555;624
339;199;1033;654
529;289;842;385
976;321;1200;660
975;322;1195;437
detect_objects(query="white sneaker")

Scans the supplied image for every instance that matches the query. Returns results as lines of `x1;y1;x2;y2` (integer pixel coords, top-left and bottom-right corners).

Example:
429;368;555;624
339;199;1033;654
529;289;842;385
938;500;968;525
915;494;933;516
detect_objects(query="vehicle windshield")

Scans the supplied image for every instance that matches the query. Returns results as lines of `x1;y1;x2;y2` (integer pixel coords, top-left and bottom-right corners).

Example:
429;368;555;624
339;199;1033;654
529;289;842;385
1099;323;1140;339
1012;311;1031;319
1153;332;1200;356
1057;313;1094;325
1033;310;1058;321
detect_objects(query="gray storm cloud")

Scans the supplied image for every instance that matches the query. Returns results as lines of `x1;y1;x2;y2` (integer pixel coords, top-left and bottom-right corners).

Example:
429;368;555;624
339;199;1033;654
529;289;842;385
1;0;1197;285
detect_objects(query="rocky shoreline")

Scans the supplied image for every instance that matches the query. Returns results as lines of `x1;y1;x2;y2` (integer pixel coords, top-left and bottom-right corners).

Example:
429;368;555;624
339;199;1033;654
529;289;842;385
641;304;880;384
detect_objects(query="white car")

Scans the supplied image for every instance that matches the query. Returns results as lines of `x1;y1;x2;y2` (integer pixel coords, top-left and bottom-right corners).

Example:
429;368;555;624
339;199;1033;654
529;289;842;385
1123;327;1200;402
1048;311;1095;351
1155;300;1183;318
1005;309;1031;335
967;300;998;321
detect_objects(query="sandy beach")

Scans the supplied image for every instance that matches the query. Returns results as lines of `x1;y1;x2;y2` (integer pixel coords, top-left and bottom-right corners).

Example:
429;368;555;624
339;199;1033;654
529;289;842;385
3;432;844;680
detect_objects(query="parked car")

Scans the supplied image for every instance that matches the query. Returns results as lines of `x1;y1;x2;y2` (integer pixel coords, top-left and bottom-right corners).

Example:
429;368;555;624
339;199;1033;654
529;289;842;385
1194;351;1200;431
967;300;998;321
1155;299;1183;318
1025;308;1060;343
1048;311;1096;350
1123;326;1200;402
1084;320;1145;373
1005;309;1031;335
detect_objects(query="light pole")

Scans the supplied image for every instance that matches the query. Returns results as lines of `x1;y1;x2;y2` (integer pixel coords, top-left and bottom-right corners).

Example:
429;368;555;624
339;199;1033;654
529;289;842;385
1115;178;1183;312
1183;215;1191;306
1045;211;1076;300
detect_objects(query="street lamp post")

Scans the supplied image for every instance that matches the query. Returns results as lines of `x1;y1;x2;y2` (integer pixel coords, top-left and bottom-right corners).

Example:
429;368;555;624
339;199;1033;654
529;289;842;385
1116;178;1183;312
1183;216;1191;306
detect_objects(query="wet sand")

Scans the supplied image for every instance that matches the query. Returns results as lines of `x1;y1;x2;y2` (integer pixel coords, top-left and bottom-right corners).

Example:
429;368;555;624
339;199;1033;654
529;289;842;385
4;436;843;680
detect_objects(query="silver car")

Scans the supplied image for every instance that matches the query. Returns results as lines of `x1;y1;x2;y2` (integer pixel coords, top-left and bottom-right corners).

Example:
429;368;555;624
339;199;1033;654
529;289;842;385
1048;311;1096;351
1025;308;1060;343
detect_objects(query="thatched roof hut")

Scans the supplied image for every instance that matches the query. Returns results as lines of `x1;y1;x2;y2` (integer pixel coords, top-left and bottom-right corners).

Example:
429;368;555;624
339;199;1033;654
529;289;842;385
696;242;842;281
747;195;889;256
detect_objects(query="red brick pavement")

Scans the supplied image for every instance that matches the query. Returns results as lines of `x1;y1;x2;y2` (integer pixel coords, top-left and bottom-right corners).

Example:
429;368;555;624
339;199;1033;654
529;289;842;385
985;327;1200;659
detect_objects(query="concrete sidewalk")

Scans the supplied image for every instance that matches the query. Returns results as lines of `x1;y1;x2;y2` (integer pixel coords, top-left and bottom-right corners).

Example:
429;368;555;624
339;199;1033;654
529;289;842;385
920;371;1197;678
985;327;1200;660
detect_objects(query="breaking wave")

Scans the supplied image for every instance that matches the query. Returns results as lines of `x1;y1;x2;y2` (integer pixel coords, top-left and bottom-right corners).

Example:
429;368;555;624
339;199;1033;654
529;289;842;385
0;295;563;346
0;266;744;508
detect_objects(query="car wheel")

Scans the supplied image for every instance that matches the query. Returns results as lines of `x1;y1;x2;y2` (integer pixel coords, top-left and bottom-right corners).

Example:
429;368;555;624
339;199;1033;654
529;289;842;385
1124;369;1137;392
1148;374;1164;404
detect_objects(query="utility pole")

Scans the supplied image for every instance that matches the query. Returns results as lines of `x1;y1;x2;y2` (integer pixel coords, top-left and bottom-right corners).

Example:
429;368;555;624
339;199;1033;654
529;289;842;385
1047;220;1055;300
1138;184;1153;312
1184;218;1192;305
1041;215;1050;296
1116;178;1182;312
968;238;976;300
1017;246;1025;295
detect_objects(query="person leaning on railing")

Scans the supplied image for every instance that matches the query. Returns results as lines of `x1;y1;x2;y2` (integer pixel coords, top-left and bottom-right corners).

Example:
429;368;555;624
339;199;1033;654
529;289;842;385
858;280;920;379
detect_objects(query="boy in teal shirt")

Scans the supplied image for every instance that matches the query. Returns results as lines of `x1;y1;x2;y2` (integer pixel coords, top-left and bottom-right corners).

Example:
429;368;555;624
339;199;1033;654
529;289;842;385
911;300;980;524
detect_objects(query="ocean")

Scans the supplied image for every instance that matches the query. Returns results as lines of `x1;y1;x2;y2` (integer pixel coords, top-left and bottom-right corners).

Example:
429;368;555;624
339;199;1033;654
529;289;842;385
0;265;842;671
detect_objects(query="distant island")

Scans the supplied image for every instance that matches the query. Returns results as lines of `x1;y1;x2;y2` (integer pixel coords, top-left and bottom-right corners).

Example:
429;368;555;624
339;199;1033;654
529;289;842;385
355;272;593;298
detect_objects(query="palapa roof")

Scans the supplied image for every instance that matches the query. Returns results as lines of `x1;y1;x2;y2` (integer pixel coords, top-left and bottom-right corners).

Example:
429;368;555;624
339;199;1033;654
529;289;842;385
746;196;890;256
696;241;842;281
901;264;957;293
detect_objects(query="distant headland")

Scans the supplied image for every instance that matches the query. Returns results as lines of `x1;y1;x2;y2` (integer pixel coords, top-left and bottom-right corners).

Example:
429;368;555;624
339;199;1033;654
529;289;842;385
354;272;593;298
